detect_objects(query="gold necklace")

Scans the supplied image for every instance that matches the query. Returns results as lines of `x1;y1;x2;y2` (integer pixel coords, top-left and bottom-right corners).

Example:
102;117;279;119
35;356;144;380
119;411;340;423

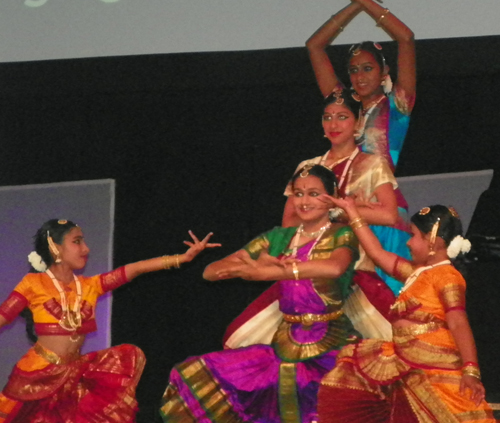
361;94;386;115
46;270;83;341
297;222;332;238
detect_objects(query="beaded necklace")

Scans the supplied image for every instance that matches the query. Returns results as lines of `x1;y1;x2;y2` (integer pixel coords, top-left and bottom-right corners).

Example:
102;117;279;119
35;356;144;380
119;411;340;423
290;222;331;259
46;269;83;338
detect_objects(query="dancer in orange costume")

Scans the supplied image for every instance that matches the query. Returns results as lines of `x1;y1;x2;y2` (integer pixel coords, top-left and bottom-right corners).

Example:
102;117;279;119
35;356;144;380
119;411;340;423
0;219;219;423
316;199;496;422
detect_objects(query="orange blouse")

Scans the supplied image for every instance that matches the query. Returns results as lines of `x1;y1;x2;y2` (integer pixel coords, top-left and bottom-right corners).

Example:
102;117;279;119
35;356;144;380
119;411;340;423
0;268;128;335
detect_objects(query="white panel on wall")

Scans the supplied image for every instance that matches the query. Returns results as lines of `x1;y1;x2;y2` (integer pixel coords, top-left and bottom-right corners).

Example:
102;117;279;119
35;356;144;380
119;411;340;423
398;169;494;233
0;0;498;62
0;179;115;387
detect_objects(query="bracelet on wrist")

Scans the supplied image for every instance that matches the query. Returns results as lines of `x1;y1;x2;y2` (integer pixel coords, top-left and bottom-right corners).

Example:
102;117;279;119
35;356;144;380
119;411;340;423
462;364;481;380
292;262;300;281
162;254;181;270
349;217;367;230
376;8;390;27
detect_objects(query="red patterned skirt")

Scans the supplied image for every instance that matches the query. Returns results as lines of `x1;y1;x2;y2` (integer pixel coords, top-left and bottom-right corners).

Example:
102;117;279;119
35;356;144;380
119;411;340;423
0;343;145;423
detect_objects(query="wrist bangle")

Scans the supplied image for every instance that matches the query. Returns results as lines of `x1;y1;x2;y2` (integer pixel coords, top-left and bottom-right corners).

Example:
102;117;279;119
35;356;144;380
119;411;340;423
162;255;172;270
292;262;300;281
462;364;481;380
376;8;390;27
462;361;479;368
349;217;367;230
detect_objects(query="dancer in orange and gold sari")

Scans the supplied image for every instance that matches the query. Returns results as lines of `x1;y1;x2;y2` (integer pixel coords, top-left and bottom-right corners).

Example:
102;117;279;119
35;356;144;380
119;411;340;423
0;219;219;423
317;201;497;423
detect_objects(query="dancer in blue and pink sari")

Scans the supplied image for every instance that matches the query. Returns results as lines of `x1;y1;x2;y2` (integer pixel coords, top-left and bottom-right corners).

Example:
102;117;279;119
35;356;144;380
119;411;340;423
160;165;360;423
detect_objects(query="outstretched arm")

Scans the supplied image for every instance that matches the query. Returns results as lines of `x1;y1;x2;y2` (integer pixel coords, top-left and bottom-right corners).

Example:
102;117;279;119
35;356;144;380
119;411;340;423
325;195;398;275
353;0;416;98
306;3;363;97
0;315;7;331
125;231;220;281
446;310;486;406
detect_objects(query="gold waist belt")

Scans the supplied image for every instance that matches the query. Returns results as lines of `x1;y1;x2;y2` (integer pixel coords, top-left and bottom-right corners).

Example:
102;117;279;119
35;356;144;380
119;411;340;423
34;343;81;365
283;310;343;326
392;321;445;337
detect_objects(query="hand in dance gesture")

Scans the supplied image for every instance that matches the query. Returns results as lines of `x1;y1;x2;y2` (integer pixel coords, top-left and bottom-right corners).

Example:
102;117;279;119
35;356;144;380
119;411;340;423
460;375;486;407
215;250;284;281
182;231;221;263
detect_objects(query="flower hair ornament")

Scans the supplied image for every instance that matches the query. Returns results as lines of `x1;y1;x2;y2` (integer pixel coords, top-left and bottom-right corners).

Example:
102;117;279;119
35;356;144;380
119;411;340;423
447;236;471;259
28;251;47;272
381;74;393;94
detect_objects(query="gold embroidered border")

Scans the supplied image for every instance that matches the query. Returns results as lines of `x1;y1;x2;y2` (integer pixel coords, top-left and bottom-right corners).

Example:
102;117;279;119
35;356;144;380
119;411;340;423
402;371;459;423
392;321;445;337
160;383;198;423
279;362;301;423
273;314;359;362
176;358;245;423
439;283;466;311
394;335;461;370
455;409;496;422
393;257;415;283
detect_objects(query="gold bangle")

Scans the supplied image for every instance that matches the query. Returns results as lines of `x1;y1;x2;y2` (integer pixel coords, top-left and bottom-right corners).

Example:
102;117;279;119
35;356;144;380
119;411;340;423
376;8;390;27
162;255;172;270
349;217;367;230
462;365;481;380
292;262;300;281
174;254;181;269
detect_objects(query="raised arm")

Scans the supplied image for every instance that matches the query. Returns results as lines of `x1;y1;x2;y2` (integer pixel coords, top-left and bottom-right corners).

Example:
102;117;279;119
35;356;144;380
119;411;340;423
326;195;398;275
306;3;363;97
125;231;220;281
353;0;416;98
354;182;398;226
0;315;7;331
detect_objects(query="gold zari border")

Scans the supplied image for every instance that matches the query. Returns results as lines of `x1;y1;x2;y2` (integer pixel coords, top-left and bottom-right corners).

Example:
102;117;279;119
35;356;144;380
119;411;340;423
175;358;245;423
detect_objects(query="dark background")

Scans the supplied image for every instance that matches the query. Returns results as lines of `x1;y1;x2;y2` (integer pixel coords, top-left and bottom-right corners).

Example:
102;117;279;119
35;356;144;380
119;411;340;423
1;35;499;421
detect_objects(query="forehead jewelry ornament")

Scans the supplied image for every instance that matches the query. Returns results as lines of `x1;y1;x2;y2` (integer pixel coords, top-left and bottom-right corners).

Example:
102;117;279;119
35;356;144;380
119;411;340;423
349;45;362;56
428;217;441;257
299;164;314;178
373;42;383;50
448;207;459;218
331;89;345;105
419;207;431;215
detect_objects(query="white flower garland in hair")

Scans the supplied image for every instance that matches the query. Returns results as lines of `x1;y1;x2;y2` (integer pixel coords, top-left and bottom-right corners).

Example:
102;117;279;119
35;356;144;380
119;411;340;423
447;236;471;259
28;251;47;272
383;74;393;94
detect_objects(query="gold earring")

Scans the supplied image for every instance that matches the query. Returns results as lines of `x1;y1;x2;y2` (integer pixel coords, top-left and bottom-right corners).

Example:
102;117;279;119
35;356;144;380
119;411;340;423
428;218;440;257
47;232;62;264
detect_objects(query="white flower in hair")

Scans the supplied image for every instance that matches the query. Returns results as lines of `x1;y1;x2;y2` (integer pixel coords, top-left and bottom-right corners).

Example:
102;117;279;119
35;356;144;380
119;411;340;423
28;251;47;272
383;74;393;94
447;236;471;259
